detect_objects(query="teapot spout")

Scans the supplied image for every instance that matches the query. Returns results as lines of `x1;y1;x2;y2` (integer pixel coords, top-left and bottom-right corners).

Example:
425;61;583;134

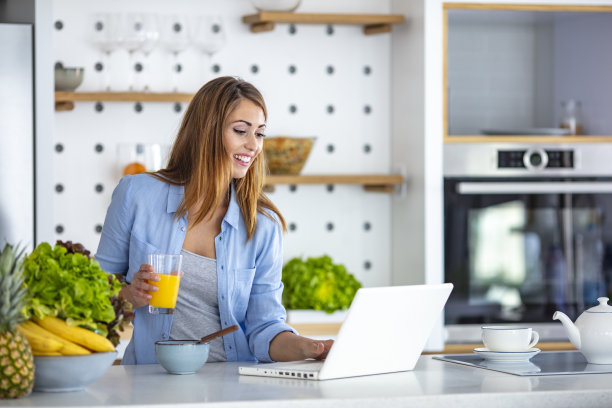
553;311;581;349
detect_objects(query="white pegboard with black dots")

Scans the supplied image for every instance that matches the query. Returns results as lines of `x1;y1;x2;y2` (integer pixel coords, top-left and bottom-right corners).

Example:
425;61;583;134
51;0;394;288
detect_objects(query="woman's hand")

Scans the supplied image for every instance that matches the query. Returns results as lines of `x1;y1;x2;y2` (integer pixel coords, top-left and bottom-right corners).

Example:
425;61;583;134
269;331;334;362
119;264;159;310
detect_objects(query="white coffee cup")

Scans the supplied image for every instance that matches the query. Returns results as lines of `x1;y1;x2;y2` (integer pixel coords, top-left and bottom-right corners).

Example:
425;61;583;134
481;326;539;352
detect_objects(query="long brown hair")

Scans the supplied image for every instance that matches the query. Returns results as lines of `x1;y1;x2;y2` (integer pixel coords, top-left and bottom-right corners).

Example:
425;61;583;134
154;76;286;240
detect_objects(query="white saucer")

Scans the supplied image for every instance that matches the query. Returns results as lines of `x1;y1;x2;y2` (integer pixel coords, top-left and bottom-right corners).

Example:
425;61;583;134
473;348;541;362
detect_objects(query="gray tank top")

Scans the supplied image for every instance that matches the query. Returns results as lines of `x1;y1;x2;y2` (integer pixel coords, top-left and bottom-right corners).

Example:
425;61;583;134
169;249;227;362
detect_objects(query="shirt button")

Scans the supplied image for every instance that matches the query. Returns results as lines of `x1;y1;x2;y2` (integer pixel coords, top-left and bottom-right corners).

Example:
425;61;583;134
161;333;167;339
219;237;222;241
229;345;232;350
224;321;228;325
221;295;225;300
221;265;224;270
181;227;185;232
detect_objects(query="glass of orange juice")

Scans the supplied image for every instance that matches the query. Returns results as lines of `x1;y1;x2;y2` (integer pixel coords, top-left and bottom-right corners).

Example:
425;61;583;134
147;253;183;314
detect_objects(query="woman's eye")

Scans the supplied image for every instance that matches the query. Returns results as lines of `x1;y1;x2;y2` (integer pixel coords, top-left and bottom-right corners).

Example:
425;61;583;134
233;129;246;135
256;132;267;138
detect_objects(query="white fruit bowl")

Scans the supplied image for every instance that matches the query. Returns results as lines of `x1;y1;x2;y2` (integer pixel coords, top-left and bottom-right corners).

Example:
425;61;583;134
33;351;117;392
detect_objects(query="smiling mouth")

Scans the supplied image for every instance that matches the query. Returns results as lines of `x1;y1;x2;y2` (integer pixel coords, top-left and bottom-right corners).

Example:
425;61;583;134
234;154;251;164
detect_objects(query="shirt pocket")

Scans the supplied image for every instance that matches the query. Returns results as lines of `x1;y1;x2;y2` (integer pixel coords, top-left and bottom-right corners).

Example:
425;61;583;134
128;234;161;283
233;268;256;320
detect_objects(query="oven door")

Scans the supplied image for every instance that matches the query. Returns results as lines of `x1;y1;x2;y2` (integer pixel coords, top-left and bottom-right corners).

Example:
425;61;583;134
444;178;612;331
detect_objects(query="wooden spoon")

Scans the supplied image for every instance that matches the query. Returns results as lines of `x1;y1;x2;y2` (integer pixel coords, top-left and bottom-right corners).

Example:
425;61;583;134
197;325;239;344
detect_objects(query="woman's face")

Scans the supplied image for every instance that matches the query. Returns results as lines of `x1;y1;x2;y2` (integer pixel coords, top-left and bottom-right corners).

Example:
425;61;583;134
223;99;266;179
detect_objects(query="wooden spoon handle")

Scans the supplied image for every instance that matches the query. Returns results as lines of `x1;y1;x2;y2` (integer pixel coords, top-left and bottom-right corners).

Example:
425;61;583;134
199;325;239;344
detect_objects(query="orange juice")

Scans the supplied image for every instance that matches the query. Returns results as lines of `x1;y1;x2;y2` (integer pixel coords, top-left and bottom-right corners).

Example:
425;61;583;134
149;274;181;308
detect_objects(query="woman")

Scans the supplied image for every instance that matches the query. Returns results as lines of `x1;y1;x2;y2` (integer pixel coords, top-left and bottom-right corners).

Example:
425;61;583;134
96;76;333;364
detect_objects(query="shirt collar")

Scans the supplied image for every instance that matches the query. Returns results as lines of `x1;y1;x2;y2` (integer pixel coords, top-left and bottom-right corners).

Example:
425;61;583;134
166;181;240;230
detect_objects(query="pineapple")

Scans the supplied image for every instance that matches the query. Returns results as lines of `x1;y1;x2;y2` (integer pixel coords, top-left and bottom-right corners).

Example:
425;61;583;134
0;243;34;399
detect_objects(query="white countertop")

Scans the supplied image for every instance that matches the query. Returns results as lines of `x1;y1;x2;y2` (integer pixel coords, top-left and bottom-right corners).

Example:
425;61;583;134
9;354;612;408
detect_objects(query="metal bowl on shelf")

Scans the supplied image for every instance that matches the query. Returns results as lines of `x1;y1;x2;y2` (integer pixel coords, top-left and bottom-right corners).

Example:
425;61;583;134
250;0;301;12
54;66;84;92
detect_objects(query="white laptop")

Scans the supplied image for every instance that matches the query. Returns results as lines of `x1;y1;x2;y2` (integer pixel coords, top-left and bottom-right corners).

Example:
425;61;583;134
239;283;453;380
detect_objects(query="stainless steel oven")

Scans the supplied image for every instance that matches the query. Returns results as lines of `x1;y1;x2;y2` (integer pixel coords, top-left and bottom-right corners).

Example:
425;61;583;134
444;144;612;343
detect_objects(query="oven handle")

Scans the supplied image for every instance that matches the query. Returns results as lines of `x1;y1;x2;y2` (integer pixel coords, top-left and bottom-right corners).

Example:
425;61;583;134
457;181;612;195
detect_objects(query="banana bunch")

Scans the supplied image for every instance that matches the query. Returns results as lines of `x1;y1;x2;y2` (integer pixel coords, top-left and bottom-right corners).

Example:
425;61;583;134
18;316;115;356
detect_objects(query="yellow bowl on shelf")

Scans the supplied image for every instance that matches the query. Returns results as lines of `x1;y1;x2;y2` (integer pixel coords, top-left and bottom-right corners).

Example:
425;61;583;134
263;136;315;175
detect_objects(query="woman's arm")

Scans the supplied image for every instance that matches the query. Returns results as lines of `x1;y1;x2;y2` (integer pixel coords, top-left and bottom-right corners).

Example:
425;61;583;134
269;331;334;361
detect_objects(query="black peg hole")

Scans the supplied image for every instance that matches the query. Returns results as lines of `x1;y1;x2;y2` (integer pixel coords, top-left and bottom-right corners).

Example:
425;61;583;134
94;102;104;113
326;105;335;114
55;184;64;193
95;224;103;234
173;103;182;113
55;143;64;153
364;260;372;270
326;222;334;232
288;65;297;74
95;21;104;31
364;65;372;75
94;143;104;153
55;225;64;234
134;102;143;113
289;185;297;192
326;144;335;153
288;24;297;34
94;184;104;193
173;22;182;33
326;185;334;192
175;63;182;73
212;64;221;73
363;144;372;153
289;104;297;114
326;65;334;75
251;64;259;74
326;25;334;35
364;105;372;114
363;222;372;231
289;223;297;232
95;62;104;72
134;62;143;72
54;20;64;30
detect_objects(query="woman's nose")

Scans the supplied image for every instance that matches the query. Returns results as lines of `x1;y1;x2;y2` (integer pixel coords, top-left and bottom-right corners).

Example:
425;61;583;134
245;131;258;150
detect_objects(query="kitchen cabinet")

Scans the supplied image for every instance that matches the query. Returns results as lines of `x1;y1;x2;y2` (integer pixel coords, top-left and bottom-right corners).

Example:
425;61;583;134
443;4;612;143
241;11;405;35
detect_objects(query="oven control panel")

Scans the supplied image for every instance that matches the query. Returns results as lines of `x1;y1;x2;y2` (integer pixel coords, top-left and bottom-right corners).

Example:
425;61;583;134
498;149;574;170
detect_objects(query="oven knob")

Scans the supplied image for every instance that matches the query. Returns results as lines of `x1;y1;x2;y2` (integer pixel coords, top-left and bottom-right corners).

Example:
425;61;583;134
523;148;549;170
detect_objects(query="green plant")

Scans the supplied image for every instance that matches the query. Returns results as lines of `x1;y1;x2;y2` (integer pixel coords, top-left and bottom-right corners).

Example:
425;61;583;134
282;255;361;313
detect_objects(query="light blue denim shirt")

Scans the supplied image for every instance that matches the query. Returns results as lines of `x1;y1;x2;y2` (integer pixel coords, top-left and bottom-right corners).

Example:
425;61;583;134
95;174;295;364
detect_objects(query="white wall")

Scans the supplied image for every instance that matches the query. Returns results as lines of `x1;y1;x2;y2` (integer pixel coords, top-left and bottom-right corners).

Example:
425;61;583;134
50;0;395;288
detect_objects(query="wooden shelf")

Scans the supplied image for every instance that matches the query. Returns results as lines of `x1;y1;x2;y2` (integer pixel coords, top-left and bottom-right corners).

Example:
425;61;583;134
242;12;405;35
423;342;577;355
55;92;194;111
264;174;404;193
445;135;612;144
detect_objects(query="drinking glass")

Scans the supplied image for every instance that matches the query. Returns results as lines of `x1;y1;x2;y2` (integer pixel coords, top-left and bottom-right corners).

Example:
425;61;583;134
121;13;147;91
139;13;160;91
148;254;183;315
160;14;190;92
90;12;123;91
191;15;226;78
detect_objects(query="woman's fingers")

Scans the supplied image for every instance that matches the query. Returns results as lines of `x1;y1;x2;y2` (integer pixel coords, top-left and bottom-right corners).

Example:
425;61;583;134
303;339;334;360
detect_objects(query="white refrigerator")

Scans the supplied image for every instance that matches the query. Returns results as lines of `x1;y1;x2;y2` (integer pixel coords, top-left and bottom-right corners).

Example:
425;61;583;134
0;23;35;249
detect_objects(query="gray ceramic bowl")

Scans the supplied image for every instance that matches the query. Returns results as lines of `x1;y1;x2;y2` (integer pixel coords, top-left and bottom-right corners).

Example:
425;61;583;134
54;67;84;91
155;340;210;375
33;351;117;392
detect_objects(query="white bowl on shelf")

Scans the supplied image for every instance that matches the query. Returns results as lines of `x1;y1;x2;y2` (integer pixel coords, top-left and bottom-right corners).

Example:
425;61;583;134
251;0;301;12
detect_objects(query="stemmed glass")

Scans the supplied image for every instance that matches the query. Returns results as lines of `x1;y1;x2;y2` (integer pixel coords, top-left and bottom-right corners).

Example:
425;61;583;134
90;13;122;91
191;15;227;78
160;14;190;92
139;14;160;92
121;13;146;91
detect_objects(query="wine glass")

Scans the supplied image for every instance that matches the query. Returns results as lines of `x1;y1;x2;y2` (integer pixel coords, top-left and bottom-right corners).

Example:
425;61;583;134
90;13;122;91
160;14;190;92
139;13;160;92
191;15;227;78
121;13;147;91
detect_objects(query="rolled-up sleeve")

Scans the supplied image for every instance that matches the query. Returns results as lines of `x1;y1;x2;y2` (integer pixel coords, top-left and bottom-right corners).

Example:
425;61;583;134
244;215;296;362
95;176;133;277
